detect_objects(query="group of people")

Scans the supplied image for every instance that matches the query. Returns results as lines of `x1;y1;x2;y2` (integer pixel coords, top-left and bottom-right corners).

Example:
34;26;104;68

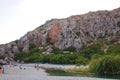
19;64;26;70
34;64;40;71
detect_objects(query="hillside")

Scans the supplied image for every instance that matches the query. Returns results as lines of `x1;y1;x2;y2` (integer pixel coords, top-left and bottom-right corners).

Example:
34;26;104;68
0;7;120;59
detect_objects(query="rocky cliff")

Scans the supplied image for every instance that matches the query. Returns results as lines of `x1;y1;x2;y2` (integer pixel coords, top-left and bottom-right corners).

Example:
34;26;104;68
0;7;120;57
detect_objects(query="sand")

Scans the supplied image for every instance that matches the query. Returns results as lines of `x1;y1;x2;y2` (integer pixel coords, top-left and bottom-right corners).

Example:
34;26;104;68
0;64;113;80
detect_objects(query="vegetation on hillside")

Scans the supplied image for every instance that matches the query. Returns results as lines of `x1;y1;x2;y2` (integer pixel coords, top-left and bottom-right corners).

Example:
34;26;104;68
14;44;120;75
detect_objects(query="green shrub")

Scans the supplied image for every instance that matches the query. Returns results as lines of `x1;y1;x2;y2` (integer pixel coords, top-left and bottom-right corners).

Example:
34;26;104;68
14;52;27;61
75;32;80;36
107;45;120;54
29;48;39;54
29;43;36;50
75;56;88;65
89;55;120;75
64;46;76;52
19;47;23;52
81;45;103;59
18;52;86;64
51;47;62;54
91;54;102;60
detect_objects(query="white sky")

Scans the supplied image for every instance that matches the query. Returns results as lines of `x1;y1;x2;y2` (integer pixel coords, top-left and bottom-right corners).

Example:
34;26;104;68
0;0;120;44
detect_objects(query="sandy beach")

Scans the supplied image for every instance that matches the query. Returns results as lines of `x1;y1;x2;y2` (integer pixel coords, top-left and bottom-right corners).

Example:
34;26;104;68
0;64;114;80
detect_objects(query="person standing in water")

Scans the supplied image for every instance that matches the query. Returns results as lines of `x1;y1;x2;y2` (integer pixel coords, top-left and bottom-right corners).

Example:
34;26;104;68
35;64;40;71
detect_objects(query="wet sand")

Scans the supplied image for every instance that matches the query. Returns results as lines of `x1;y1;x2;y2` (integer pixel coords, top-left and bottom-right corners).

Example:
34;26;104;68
0;64;113;80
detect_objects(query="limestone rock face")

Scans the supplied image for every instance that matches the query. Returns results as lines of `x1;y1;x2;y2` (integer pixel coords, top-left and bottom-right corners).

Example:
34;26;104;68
0;7;120;57
0;45;5;56
12;46;19;53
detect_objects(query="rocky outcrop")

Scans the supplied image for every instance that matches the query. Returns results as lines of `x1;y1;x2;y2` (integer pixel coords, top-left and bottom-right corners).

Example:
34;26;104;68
0;45;5;56
0;7;120;57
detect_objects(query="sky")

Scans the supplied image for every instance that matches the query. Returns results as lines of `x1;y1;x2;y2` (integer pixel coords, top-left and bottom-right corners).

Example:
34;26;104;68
0;0;120;44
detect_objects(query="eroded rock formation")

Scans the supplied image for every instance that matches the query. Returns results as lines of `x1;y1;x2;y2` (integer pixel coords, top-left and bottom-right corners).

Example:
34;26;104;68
0;7;120;57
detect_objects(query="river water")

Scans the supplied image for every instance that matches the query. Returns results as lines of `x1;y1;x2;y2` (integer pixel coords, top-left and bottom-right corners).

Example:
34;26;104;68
23;63;120;79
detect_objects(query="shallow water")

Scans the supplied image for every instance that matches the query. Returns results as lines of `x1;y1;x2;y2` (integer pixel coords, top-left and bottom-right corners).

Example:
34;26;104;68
45;68;120;79
22;63;120;79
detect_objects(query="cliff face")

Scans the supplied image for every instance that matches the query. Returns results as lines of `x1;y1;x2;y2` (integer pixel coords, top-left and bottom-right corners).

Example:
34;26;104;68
0;7;120;57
